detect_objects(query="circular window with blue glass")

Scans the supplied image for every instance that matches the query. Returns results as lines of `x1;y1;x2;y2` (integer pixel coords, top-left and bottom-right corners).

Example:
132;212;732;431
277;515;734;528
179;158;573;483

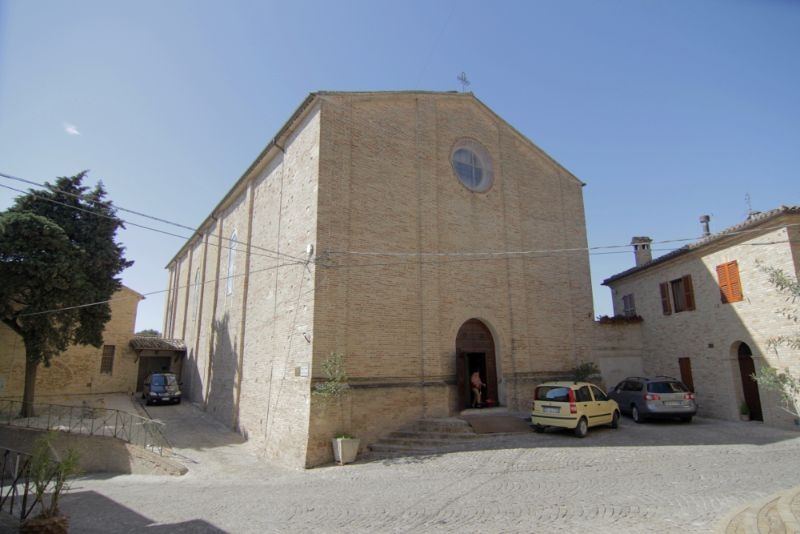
451;139;493;192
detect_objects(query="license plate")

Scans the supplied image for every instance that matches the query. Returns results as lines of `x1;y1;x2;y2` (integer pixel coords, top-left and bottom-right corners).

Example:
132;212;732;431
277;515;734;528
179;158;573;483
664;401;683;406
543;406;560;414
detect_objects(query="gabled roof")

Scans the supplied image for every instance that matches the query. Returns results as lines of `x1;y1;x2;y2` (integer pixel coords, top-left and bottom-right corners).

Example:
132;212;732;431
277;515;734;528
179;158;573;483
167;90;584;267
603;205;800;285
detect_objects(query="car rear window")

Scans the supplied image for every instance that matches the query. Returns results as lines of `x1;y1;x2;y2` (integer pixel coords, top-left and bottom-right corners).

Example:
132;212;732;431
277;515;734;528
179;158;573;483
536;386;571;402
647;381;688;394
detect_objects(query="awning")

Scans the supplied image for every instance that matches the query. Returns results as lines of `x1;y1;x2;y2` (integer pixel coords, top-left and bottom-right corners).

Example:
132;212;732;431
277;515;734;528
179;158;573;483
129;337;187;360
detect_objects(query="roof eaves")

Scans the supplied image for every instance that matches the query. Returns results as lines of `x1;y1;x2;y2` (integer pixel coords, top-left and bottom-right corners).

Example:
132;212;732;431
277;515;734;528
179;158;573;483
602;205;800;285
166;93;320;268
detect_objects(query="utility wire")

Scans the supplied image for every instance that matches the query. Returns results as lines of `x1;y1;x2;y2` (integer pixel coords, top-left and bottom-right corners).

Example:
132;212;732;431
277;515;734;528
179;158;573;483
0;172;307;264
17;258;308;318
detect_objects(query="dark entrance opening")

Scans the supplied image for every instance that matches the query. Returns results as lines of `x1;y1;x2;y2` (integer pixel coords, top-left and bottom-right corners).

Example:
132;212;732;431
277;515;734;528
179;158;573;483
136;356;172;392
737;342;763;421
455;319;498;410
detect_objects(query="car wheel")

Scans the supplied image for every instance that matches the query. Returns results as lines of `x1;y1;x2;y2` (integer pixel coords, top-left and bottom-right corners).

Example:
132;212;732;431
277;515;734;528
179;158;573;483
533;424;545;433
611;410;620;429
175;398;181;405
632;405;643;424
681;416;692;423
574;417;588;438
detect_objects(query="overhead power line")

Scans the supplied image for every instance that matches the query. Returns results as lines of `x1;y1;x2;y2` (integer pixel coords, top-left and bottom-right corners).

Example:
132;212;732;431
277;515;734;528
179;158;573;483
0;173;307;263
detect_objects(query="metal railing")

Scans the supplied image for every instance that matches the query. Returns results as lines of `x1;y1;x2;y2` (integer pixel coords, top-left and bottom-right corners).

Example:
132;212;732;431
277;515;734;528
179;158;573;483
0;447;39;522
0;400;168;456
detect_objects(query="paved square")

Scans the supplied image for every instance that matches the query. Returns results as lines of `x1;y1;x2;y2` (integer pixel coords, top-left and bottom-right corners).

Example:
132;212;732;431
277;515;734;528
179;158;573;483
61;402;800;533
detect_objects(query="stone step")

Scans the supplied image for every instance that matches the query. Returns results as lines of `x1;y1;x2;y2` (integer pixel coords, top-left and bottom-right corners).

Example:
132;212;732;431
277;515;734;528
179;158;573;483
387;430;479;441
367;417;481;458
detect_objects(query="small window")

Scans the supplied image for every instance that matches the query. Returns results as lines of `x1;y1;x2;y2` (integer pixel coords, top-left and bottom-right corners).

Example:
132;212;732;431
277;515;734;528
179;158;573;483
192;268;201;321
623;380;643;392
100;345;115;374
647;381;689;394
661;275;695;314
716;261;743;303
226;230;238;295
575;386;592;403
622;294;636;317
670;275;695;312
537;386;570;402
591;386;608;401
451;139;494;192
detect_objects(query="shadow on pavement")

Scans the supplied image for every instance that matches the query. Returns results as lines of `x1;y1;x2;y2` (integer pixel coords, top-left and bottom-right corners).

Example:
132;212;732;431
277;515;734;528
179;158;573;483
61;490;229;533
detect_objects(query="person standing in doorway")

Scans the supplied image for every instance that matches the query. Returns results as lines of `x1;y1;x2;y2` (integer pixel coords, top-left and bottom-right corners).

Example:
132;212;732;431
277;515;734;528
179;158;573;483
471;370;485;408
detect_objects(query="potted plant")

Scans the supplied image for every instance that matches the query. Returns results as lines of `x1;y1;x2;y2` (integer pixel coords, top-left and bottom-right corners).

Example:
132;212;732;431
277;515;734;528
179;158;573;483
739;401;750;421
313;352;360;465
20;432;81;534
331;432;360;465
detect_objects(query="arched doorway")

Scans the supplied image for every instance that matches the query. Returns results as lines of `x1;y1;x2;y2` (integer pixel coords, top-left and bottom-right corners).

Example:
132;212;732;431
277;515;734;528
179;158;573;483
455;319;498;409
737;342;763;421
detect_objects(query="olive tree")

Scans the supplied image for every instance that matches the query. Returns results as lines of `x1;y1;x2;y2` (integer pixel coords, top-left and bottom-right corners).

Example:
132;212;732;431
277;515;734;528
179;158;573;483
753;263;800;418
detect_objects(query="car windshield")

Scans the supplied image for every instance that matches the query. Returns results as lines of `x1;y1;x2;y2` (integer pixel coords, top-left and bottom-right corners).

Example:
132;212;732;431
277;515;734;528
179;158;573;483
151;374;178;387
537;386;571;402
648;381;688;394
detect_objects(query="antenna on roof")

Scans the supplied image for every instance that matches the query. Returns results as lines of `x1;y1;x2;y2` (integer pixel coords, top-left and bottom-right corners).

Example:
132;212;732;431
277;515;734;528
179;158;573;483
457;72;471;92
745;193;754;217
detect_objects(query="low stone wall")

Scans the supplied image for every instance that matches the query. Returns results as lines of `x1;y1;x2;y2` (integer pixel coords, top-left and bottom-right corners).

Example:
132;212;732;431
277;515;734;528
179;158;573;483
0;426;186;476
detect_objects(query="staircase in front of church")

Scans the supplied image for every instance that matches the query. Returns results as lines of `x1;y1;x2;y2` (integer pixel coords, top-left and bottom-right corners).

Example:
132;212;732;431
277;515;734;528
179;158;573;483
365;417;484;459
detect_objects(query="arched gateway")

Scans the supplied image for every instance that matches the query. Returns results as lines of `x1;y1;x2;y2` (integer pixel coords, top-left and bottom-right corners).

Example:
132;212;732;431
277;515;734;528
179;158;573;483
455;319;499;410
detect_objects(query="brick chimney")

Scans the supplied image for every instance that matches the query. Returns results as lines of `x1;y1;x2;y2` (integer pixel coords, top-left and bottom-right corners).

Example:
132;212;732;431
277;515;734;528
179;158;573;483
699;215;711;237
631;236;653;267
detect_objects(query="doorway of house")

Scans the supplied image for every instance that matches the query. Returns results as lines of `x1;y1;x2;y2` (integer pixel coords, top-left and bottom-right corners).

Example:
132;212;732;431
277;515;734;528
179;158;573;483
737;342;763;421
455;319;498;410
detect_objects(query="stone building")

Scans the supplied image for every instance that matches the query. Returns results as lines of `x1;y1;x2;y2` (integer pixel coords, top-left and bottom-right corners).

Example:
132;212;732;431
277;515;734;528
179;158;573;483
0;286;145;399
164;91;597;468
603;206;800;427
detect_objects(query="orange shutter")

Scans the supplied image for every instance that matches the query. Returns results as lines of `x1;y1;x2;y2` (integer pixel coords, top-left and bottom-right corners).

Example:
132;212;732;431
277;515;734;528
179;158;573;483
716;264;730;303
717;261;743;303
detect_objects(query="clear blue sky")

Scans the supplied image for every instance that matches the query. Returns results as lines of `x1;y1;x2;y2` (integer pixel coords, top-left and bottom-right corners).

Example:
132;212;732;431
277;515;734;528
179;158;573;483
1;0;798;333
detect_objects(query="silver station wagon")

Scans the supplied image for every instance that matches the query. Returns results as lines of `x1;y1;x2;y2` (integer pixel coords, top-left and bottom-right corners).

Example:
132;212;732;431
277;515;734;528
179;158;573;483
608;376;697;423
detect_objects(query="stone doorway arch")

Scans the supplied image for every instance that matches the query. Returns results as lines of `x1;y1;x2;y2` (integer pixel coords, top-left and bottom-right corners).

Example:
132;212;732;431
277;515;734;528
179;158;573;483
455;319;498;410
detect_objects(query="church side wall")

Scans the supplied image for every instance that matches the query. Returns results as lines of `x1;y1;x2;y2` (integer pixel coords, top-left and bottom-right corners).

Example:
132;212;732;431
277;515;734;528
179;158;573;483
237;107;320;465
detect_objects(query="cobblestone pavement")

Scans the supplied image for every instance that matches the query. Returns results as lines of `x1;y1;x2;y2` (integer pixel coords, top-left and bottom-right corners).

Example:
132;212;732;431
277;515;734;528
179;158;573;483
58;399;800;534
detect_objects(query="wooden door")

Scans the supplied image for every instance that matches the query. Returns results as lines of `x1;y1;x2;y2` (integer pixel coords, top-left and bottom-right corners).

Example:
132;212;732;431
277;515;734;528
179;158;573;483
678;357;694;391
738;343;763;421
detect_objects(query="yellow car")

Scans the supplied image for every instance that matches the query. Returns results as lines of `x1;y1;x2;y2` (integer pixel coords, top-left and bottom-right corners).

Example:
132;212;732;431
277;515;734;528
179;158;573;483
531;381;620;437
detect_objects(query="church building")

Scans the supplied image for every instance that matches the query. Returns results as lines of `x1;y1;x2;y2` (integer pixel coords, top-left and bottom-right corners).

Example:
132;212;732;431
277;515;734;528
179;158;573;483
164;91;596;468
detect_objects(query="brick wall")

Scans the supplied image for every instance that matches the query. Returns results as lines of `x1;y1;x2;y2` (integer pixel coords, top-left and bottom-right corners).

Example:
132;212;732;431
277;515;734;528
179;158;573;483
0;286;143;399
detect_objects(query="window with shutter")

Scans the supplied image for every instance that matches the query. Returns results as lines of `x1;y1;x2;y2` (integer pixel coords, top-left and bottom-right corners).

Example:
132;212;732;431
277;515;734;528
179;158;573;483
682;275;695;311
664;275;695;314
659;282;672;315
716;261;743;303
622;293;636;317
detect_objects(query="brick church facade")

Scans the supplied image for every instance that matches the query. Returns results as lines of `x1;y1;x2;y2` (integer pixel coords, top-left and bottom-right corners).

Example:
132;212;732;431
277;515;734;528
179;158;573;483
164;91;596;468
